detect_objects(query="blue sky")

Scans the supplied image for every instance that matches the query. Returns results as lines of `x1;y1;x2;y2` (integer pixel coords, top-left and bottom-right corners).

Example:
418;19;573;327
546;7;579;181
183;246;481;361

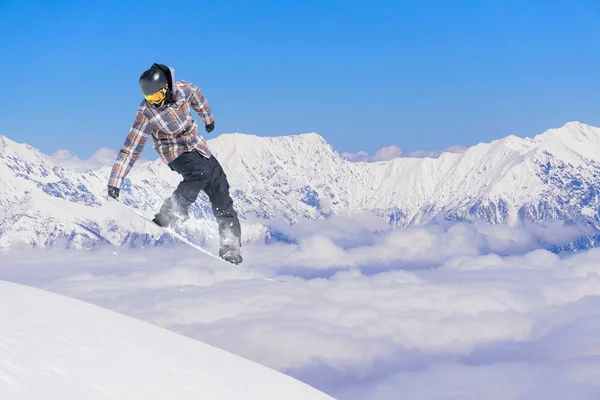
2;0;600;159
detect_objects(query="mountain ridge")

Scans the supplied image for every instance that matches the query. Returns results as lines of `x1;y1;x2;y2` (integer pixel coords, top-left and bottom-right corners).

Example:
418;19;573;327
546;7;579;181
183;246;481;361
1;121;599;250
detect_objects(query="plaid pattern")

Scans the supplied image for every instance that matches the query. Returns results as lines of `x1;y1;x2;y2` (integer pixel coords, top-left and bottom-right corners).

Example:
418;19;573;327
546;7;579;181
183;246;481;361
108;80;214;189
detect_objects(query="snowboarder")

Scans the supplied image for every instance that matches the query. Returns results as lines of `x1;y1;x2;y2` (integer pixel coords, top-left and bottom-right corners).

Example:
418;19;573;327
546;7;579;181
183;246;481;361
106;63;243;265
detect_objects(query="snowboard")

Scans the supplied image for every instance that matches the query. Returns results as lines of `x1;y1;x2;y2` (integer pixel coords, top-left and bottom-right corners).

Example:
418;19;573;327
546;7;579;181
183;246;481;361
126;206;224;261
123;204;280;283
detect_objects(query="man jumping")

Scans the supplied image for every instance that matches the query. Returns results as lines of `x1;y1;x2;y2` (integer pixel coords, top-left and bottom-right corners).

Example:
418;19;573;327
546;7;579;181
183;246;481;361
107;63;242;264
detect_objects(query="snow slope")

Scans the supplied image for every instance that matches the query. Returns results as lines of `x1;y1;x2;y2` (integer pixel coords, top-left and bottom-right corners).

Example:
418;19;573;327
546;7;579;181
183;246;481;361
1;121;600;249
0;280;334;400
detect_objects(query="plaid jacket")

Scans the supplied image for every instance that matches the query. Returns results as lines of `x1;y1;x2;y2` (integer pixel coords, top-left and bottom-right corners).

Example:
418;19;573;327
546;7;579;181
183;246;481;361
107;80;214;189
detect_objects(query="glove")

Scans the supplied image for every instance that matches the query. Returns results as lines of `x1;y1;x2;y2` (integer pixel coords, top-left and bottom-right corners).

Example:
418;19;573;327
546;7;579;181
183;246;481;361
107;186;120;200
205;121;215;133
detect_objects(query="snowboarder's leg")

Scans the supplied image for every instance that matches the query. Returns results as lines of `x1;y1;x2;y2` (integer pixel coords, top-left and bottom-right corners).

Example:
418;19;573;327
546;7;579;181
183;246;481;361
154;151;210;227
203;155;243;264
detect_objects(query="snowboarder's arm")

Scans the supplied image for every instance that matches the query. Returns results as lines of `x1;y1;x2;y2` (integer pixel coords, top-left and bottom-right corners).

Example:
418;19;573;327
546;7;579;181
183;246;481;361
107;110;153;190
186;81;214;128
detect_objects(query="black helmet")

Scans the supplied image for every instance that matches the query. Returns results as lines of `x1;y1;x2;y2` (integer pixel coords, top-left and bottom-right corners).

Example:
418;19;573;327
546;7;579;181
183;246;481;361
139;66;168;97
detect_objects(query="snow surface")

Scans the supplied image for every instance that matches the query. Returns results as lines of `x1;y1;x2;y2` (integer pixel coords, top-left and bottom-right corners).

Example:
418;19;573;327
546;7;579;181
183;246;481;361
3;217;600;399
0;280;333;400
1;121;600;250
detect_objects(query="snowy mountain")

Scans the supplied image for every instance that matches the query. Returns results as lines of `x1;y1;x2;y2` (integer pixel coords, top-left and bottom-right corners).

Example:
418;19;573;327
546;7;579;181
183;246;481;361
1;121;600;250
0;280;334;400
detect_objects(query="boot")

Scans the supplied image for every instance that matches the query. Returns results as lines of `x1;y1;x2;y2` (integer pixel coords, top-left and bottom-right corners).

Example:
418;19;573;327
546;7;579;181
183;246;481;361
219;245;243;265
152;209;189;228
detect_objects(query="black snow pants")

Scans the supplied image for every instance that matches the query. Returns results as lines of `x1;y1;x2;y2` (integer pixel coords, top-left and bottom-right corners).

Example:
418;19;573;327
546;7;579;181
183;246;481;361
159;149;241;249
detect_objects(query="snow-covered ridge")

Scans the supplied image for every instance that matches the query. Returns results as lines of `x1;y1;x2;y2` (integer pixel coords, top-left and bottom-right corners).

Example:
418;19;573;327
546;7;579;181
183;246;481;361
1;121;600;249
0;280;334;400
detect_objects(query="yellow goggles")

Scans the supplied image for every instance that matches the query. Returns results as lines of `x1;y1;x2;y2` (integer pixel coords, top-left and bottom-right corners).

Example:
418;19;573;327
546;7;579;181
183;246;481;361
144;87;166;104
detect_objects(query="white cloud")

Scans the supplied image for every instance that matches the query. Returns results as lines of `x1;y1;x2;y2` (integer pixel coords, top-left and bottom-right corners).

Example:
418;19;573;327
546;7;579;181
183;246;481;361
341;145;402;162
1;218;600;399
341;150;370;162
343;144;467;162
373;145;402;161
51;147;117;171
406;145;468;158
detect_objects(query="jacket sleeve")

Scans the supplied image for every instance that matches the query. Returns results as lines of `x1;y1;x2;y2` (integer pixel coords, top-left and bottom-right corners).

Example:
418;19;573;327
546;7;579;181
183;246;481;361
186;81;214;127
107;108;153;189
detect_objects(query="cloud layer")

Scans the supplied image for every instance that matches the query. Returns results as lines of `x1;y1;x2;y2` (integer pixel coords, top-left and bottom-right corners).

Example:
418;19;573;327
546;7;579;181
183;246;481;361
2;217;600;399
